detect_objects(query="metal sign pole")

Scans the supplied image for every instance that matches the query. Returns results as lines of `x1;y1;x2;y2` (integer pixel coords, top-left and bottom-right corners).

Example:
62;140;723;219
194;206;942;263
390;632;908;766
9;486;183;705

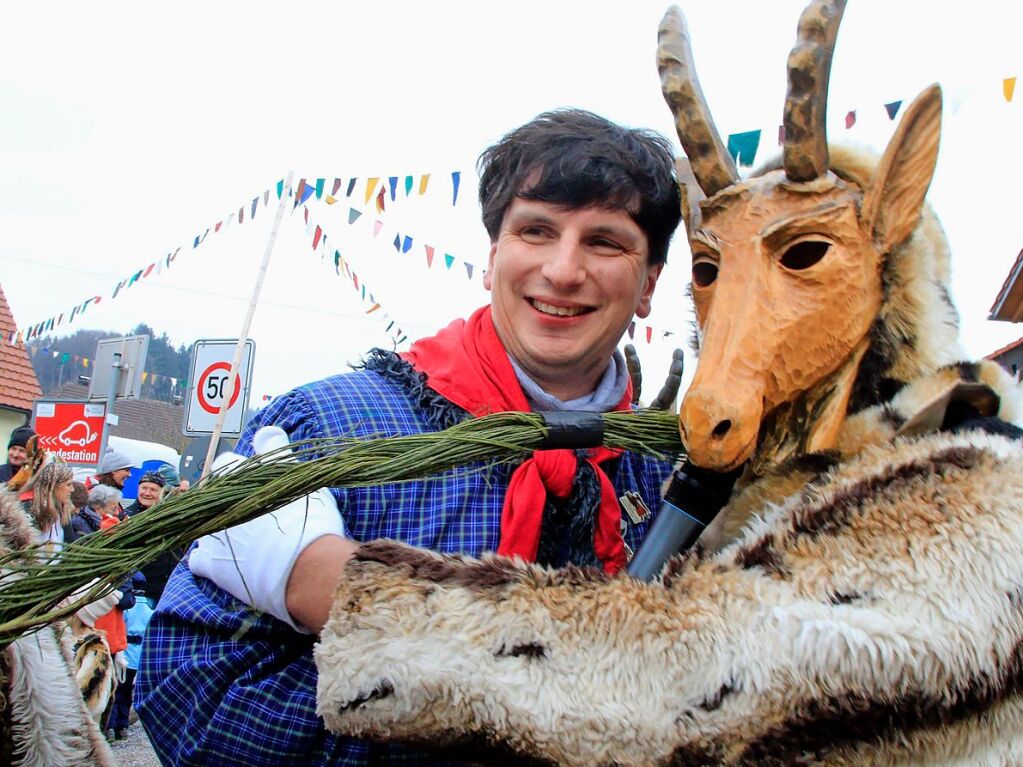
97;352;122;468
200;171;294;481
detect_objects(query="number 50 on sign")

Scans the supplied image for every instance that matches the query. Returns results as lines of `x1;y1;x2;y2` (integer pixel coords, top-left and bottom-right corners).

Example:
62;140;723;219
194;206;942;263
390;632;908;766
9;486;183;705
183;339;256;436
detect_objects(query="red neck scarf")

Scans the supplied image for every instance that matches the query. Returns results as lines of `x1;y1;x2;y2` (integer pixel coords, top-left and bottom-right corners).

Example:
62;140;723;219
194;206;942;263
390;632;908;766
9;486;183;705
402;306;631;573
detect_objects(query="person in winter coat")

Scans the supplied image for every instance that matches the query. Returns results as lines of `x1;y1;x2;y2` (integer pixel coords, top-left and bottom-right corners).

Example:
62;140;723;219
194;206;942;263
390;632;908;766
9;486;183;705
0;425;33;484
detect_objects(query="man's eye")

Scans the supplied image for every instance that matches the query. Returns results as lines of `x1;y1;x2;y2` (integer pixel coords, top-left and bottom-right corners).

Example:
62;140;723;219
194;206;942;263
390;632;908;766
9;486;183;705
521;226;549;239
590;238;624;254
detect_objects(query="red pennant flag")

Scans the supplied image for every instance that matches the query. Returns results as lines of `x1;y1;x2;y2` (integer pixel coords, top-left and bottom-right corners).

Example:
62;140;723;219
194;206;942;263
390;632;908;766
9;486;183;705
425;245;435;267
845;110;856;129
143;263;155;278
645;326;653;343
304;207;310;225
313;225;323;250
376;187;386;214
215;221;222;232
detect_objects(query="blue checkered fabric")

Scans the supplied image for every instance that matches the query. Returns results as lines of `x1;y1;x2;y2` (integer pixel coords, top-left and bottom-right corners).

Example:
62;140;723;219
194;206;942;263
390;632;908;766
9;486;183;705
135;367;673;766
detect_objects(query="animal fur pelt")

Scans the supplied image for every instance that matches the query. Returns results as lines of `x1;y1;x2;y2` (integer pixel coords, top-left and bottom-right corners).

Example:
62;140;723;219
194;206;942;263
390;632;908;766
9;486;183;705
0;488;115;767
315;361;1023;766
71;628;116;726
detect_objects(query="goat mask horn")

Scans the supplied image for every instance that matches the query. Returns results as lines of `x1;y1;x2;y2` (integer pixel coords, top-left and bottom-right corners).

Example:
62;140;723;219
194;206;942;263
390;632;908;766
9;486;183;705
782;0;847;181
658;6;737;198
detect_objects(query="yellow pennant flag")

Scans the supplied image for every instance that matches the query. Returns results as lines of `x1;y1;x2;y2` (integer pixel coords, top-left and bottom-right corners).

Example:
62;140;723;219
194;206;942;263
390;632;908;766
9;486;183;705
418;174;431;195
325;194;337;205
141;371;149;384
1004;76;1017;102
364;177;380;205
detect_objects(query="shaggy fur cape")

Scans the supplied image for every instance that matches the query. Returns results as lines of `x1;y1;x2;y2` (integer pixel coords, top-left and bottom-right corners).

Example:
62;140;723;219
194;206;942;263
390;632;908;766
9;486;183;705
314;146;1023;765
0;488;115;767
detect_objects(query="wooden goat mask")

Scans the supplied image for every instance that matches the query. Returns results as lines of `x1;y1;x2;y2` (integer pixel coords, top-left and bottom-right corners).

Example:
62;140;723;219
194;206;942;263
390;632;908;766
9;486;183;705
661;0;945;473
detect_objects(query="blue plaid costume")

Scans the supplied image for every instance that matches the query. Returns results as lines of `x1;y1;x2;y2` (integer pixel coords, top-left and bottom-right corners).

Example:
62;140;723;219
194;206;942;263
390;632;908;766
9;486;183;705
136;365;673;766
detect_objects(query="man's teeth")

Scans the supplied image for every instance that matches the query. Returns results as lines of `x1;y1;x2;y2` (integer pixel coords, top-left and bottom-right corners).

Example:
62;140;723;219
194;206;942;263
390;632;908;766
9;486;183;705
532;300;586;317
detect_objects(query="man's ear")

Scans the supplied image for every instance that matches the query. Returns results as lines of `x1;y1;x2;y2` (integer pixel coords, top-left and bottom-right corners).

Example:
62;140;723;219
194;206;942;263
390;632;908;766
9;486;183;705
635;264;664;319
483;244;497;291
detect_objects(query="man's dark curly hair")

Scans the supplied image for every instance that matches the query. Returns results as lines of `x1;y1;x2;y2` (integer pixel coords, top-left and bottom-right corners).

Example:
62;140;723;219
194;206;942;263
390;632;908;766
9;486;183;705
477;109;682;266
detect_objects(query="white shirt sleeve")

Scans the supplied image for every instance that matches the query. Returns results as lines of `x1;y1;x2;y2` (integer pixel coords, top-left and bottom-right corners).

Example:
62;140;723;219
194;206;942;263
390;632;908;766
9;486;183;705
188;427;346;633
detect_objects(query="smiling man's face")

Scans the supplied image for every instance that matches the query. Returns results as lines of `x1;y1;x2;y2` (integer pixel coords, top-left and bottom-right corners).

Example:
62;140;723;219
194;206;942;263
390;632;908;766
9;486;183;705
484;198;661;400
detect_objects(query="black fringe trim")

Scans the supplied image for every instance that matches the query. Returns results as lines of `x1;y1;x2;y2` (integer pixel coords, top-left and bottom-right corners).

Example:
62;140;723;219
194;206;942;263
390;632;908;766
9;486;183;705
357;349;470;432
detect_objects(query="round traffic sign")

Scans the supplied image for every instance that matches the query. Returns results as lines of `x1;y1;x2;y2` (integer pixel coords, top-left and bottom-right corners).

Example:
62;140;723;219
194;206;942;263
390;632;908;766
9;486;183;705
197;362;242;415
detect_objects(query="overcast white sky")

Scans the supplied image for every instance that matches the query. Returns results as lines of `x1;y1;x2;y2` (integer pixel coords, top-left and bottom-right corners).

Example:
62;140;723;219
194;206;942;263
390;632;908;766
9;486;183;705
2;0;1021;409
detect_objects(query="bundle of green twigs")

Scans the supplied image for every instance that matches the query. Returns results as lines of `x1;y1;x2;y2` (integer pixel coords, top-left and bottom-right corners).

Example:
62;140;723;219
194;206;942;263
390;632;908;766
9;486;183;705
0;409;683;645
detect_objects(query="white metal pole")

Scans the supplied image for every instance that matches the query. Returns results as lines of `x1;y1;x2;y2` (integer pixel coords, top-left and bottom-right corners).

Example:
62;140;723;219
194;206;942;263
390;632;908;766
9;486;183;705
200;171;294;481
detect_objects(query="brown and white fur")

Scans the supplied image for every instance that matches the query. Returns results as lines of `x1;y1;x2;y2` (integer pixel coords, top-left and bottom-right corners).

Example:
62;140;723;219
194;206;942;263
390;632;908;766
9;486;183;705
0;489;116;767
313;2;1023;764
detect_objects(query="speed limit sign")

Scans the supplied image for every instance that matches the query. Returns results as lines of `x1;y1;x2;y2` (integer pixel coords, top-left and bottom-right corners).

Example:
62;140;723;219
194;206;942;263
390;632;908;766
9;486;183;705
183;339;256;436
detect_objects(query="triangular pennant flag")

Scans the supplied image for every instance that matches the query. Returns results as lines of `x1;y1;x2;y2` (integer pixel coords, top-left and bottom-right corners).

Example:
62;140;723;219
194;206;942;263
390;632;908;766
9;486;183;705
366;303;381;314
313;225;323;250
349;207;362;224
419;174;431;195
777;125;785;145
845;110;856;129
325;194;337;205
726;129;761;167
388;176;398;201
295;179;307;206
464;262;474;279
376;186;386;214
373;220;383;237
143;263;155;278
315;178;325;199
298;183;315;205
264;189;270;206
365;177;380;205
141;371;149;384
332;178;342;195
404;175;413;196
277;179;284;199
646;326;653;343
444;254;455;269
451;171;461;205
361;284;366;300
215;221;222;232
193;235;201;248
393;234;402;252
402;235;413;253
334;250;341;274
1004;77;1017;102
353;274;359;290
346;178;357;197
884;100;902;120
249;197;257;219
239;205;245;224
628;321;636;340
425;244;435;267
304;206;309;224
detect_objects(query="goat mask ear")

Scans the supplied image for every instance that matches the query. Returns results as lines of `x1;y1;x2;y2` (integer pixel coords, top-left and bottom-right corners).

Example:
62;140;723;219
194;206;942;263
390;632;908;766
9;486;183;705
862;84;943;255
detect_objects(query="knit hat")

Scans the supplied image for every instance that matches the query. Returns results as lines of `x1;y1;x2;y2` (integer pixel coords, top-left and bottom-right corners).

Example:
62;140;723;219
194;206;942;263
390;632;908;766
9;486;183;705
138;470;166;488
96;447;135;474
8;426;34;450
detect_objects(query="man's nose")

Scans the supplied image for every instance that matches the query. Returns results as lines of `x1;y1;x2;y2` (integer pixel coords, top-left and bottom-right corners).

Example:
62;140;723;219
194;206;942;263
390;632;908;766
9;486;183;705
541;237;586;288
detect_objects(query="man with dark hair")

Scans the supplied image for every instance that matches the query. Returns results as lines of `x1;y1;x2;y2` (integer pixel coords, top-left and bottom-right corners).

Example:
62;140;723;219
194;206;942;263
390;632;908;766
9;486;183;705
137;108;682;765
0;425;34;484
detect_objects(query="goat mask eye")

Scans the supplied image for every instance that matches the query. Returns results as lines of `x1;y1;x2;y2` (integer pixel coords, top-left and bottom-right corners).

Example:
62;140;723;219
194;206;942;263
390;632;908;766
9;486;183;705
780;240;829;270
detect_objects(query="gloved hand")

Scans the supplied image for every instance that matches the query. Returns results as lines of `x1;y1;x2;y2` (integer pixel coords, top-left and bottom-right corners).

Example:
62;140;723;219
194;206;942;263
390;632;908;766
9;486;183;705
75;589;122;627
113;651;128;683
189;426;346;633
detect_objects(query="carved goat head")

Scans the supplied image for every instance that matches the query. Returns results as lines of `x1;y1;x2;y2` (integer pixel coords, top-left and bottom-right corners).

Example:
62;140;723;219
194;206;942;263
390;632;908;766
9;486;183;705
661;0;943;472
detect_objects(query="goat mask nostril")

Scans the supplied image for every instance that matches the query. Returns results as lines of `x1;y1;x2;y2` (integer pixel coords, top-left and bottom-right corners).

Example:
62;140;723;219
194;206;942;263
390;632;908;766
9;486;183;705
711;419;732;439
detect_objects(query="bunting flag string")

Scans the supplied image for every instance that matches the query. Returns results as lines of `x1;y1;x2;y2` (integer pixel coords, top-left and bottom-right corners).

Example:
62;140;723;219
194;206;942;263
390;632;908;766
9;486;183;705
25;346;188;391
301;205;409;347
8;179;292;346
724;71;1020;170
